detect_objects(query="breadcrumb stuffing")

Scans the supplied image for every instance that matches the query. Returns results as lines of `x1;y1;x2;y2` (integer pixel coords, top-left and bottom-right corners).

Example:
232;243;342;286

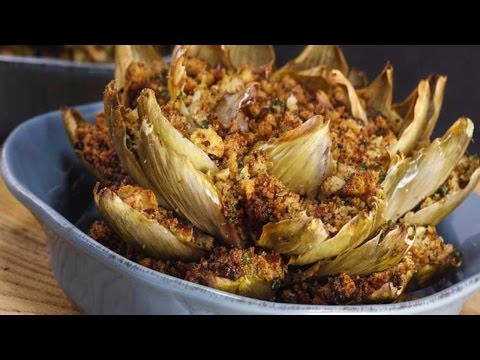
277;226;460;304
89;216;459;305
278;256;415;305
408;226;461;287
76;51;466;305
90;220;283;293
190;127;225;157
122;61;169;109
418;155;480;210
115;185;213;249
75;112;131;187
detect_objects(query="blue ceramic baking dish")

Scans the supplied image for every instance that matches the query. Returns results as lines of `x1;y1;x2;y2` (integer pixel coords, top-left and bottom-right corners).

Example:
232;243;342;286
0;55;113;140
1;103;480;314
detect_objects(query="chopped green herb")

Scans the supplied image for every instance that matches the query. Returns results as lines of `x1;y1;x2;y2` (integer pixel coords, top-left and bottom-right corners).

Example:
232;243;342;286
201;120;210;129
241;252;251;265
271;279;282;291
229;268;239;279
154;73;165;84
377;170;386;184
271;98;285;113
439;184;449;197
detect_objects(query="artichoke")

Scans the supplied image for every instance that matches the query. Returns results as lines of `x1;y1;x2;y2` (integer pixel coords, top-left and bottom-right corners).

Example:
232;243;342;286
94;184;212;261
63;107;102;180
63;45;479;304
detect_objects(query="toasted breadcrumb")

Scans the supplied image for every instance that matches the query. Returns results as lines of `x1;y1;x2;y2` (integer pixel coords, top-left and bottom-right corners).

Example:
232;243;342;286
79;53;468;305
89;219;458;305
90;220;283;291
278;256;415;305
418;155;480;209
75;112;131;187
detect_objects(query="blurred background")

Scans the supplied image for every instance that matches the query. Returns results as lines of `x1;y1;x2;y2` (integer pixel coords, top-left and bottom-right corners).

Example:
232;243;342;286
1;45;479;153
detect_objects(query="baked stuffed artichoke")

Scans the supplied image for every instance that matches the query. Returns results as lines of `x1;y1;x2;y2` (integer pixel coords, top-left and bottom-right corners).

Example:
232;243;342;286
63;45;478;305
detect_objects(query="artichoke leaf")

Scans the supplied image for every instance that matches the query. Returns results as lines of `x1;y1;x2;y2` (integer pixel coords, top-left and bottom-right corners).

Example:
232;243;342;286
208;275;275;300
417;75;448;148
137;88;217;173
103;83;172;208
138;121;243;247
186;45;275;71
404;166;480;225
292;65;331;93
104;81;128;138
357;63;393;118
390;84;419;133
275;45;348;79
114;45;163;89
393;85;418;121
368;267;415;303
348;68;368;88
262;115;332;197
389;80;430;156
305;226;414;278
316;90;334;109
290;199;386;265
168;45;188;100
62;108;102;180
94;185;208;261
382;153;409;196
257;217;329;256
215;83;258;131
411;260;461;289
186;45;230;68
385;117;474;221
222;45;275;71
330;70;368;124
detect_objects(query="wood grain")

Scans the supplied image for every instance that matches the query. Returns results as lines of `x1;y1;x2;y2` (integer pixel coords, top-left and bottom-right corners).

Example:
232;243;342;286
0;178;80;314
0;177;479;315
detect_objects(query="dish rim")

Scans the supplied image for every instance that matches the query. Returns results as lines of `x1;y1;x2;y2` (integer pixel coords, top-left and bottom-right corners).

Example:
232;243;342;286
2;102;480;314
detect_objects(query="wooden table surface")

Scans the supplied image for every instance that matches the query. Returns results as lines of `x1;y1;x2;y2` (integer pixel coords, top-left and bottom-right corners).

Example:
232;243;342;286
0;177;479;315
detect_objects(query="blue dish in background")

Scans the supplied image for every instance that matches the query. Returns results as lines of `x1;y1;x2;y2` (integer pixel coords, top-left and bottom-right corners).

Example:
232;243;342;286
0;55;113;141
1;103;480;314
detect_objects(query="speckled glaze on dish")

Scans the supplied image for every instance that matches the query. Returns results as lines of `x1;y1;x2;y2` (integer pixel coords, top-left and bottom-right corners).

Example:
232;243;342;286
2;103;480;314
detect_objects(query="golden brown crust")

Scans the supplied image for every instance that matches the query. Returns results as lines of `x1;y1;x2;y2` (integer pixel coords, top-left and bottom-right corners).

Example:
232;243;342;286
115;185;212;249
80;51;464;305
90;220;283;291
122;62;169;109
89;216;459;305
418;155;480;210
408;226;461;288
75;112;131;187
277;226;459;304
277;257;415;305
159;58;394;240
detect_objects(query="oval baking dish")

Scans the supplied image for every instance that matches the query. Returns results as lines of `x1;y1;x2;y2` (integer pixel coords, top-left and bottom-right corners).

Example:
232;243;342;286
1;103;480;314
